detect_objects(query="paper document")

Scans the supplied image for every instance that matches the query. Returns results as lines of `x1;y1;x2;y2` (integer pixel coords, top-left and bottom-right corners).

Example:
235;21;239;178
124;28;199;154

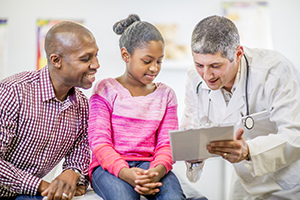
169;124;234;161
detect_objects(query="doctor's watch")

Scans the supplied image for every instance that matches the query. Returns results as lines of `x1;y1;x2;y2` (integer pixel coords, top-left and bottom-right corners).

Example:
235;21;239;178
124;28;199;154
246;152;251;161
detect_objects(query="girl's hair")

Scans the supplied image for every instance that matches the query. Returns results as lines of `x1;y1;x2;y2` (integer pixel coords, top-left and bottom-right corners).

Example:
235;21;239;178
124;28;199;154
191;15;240;62
113;14;164;55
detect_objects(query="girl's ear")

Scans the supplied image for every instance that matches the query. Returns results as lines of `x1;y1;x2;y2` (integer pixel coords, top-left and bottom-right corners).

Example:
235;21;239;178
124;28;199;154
121;47;130;63
49;53;62;69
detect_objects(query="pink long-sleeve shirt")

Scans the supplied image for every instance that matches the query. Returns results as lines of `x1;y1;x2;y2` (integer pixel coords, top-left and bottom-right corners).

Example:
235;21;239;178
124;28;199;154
88;78;178;180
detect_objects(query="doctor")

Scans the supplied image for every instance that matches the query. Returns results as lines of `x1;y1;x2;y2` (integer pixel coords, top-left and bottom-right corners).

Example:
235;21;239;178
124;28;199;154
181;15;300;199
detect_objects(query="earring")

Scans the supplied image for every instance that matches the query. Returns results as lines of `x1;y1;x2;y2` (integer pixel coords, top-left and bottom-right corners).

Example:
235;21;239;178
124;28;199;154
125;59;127;62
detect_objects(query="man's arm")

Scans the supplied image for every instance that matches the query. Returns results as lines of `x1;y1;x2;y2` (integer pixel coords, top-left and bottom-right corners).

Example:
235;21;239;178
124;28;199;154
63;130;90;187
0;84;42;195
62;96;91;188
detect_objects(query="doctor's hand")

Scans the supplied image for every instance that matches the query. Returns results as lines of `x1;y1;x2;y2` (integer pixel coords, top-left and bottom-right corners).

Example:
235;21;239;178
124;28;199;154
207;127;250;163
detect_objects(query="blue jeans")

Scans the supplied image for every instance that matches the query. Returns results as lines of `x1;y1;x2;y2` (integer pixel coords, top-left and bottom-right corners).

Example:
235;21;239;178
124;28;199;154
92;161;186;200
15;196;43;200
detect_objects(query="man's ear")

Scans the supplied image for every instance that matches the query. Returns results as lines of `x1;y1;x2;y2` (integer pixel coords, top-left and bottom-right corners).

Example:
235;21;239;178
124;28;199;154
49;54;62;69
235;45;244;62
121;47;130;63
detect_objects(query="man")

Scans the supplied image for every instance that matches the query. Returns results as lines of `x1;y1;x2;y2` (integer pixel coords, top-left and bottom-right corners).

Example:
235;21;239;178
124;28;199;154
0;21;100;199
181;15;300;199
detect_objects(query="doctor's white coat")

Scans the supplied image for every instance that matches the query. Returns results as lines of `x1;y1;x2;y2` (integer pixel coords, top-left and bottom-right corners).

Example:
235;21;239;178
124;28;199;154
180;47;300;199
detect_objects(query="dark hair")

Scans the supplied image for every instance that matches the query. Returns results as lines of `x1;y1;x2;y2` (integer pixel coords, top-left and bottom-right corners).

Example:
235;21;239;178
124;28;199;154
113;14;164;55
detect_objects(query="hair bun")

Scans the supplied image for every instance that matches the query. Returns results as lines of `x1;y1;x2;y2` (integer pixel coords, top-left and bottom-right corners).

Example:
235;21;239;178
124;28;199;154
113;14;141;35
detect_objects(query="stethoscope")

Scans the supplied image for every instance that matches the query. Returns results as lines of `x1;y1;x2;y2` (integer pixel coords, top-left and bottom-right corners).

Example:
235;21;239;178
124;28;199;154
196;54;254;130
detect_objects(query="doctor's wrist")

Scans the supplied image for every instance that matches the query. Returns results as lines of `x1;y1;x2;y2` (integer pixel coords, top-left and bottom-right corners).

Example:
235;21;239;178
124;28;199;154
244;147;251;161
187;160;203;170
246;152;251;161
244;144;251;161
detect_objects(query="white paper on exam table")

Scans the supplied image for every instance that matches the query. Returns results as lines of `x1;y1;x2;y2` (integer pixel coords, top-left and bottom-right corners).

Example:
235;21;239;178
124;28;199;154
169;124;235;161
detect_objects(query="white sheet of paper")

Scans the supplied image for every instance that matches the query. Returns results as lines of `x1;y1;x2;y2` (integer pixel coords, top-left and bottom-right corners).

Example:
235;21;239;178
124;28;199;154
169;124;235;161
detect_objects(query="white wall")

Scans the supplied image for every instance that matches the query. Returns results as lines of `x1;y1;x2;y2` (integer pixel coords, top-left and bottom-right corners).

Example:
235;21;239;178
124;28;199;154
1;0;300;200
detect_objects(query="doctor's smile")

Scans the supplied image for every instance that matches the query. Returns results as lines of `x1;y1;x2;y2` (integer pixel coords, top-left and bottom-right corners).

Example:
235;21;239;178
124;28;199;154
207;78;219;85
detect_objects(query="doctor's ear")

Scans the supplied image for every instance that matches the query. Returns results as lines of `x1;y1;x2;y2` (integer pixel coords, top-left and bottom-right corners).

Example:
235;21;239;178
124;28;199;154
235;46;244;61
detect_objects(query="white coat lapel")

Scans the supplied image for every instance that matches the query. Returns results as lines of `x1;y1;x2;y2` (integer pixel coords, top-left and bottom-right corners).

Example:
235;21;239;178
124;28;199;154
208;87;245;122
208;90;226;110
199;81;227;122
208;89;227;121
223;88;245;120
223;56;249;120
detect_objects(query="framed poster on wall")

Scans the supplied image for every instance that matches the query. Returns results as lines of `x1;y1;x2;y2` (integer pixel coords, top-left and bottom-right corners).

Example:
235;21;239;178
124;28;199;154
0;19;8;80
154;23;192;70
222;2;272;49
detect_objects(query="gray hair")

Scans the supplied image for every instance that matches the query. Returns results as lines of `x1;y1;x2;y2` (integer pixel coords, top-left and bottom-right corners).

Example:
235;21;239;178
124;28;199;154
113;14;164;55
191;15;240;62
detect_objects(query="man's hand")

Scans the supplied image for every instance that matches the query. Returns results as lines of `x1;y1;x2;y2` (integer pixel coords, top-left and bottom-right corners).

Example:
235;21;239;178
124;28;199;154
207;127;249;163
40;169;81;200
38;180;50;195
75;185;86;196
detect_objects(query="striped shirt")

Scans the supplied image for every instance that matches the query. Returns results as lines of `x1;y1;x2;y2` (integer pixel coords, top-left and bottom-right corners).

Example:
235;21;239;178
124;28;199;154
88;78;178;179
0;66;91;197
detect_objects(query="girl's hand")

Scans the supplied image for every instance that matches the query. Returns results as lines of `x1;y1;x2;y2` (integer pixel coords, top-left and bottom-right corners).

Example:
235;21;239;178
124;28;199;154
118;167;146;188
134;164;166;195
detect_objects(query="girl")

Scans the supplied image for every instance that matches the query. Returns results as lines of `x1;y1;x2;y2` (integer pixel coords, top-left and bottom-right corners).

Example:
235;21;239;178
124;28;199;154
88;14;185;200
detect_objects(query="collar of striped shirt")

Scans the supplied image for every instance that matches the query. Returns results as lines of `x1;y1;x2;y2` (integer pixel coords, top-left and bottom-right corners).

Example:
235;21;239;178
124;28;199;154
40;66;77;105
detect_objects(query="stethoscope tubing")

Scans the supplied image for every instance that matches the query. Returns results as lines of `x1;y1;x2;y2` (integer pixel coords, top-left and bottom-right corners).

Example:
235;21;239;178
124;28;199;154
244;54;250;116
243;54;254;130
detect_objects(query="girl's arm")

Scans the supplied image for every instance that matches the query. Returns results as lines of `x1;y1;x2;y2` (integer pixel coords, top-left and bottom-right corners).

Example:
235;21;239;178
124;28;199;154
88;94;129;177
149;103;178;175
